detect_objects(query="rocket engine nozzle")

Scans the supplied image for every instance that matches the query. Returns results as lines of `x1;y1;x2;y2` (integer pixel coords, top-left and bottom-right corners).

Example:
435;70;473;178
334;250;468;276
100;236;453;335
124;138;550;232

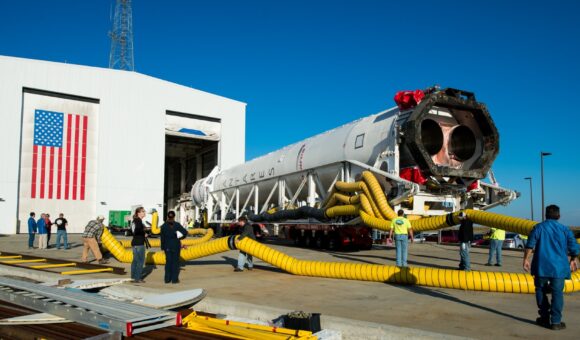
401;88;499;180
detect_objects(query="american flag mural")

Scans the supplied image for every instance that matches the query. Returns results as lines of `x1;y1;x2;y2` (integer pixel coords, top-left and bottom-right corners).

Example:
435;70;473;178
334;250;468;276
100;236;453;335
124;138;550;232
31;110;88;201
19;92;99;233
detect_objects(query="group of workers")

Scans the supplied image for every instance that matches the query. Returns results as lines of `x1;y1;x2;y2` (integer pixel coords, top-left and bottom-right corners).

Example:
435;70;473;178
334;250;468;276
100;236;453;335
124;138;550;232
25;204;578;331
388;205;579;331
77;209;189;283
27;212;69;250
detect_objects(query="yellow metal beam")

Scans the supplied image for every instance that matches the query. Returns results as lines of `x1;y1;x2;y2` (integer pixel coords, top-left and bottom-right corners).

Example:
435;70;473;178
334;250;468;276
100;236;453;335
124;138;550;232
1;259;46;264
30;263;77;269
0;255;23;259
60;268;114;275
0;259;46;264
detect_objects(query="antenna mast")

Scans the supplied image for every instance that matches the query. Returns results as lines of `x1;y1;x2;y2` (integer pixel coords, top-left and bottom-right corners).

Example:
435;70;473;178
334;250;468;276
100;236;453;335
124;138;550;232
109;0;134;71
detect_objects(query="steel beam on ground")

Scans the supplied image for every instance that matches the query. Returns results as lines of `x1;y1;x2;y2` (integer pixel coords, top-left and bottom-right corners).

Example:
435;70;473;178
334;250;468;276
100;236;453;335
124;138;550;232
0;277;176;336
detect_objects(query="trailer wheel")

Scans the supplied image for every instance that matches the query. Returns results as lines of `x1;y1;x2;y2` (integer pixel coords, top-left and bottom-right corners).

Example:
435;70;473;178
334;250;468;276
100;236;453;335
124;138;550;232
304;235;313;248
316;234;329;249
328;236;340;250
315;235;323;249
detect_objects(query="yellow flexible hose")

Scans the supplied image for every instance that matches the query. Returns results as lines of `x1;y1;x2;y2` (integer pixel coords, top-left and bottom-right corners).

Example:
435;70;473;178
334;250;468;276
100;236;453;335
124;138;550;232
236;237;580;293
98;172;578;294
322;187;337;209
360;182;381;218
325;204;360;218
359;194;375;217
149;211;160;234
333;193;360;205
117;228;214;248
464;209;536;236
101;227;227;265
101;223;580;293
361;171;397;220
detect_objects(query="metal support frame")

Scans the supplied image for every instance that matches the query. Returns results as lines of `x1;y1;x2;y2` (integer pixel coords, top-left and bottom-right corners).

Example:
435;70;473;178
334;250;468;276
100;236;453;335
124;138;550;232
206;159;421;223
289;176;308;207
260;181;279;213
0;277;176;336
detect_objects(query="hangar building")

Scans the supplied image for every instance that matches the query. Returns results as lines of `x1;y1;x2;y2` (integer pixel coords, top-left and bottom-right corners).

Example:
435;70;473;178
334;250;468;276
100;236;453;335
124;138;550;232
0;56;246;233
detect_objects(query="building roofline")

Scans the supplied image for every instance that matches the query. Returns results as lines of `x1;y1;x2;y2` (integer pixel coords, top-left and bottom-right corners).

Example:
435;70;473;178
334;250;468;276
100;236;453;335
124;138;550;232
0;54;247;106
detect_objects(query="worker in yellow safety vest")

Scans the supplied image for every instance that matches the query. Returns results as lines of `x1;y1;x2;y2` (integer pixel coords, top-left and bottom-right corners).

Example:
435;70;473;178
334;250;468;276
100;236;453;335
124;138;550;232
388;210;414;267
519;233;528;247
486;227;505;267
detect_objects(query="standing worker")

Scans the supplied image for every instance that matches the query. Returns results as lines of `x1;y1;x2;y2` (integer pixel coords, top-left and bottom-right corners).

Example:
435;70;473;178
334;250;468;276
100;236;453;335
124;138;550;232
388;210;414;267
44;213;52;248
234;216;255;272
131;207;148;283
81;216;108;264
486;227;505;266
27;212;37;249
54;213;69;250
519;233;528;248
523;205;579;330
160;210;188;284
37;213;48;250
458;212;474;271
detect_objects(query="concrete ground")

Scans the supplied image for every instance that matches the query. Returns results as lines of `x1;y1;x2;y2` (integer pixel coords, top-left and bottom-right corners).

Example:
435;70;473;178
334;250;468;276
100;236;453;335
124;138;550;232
0;233;578;339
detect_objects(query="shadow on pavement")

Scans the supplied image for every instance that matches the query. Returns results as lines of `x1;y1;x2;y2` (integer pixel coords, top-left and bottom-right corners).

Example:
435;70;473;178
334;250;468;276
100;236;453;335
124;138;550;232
387;272;536;326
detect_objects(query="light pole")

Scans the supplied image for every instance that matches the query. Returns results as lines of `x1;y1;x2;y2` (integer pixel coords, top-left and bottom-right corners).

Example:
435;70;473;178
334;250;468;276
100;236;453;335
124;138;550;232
524;177;534;221
540;152;552;221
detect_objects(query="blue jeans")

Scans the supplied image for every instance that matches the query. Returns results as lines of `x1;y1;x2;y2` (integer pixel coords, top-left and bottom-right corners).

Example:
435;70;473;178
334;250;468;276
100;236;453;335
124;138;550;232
55;230;68;249
487;239;503;265
535;277;565;325
131;245;145;281
394;234;408;267
28;233;35;248
164;249;181;283
237;251;253;270
459;242;471;270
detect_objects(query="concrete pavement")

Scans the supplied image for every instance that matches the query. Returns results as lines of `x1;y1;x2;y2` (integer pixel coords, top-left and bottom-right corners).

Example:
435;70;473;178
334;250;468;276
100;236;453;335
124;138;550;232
0;233;578;339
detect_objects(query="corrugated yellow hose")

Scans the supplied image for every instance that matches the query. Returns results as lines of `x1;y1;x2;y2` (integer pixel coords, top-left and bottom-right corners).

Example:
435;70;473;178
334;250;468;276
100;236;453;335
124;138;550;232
99;172;577;293
149;211;160;234
235;237;580;293
325;193;360;206
361;171;397;220
116;228;215;248
335;181;382;218
102;225;580;293
101;227;230;265
325;205;360;218
359;194;375;218
464;209;536;236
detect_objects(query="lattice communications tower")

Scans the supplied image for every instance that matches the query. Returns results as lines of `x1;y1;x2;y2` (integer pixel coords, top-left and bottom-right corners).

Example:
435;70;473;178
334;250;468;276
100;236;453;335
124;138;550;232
109;0;134;71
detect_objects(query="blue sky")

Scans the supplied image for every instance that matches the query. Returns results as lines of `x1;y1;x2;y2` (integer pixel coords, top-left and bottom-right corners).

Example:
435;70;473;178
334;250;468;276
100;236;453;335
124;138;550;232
1;0;579;224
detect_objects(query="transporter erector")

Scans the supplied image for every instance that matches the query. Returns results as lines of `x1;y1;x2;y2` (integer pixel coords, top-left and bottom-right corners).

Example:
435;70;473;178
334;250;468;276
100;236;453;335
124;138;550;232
191;87;517;248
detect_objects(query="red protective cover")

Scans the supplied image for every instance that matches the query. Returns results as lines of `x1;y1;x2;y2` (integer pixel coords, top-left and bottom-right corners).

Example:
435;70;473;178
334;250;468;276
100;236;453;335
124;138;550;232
394;89;425;110
400;167;427;185
467;180;479;191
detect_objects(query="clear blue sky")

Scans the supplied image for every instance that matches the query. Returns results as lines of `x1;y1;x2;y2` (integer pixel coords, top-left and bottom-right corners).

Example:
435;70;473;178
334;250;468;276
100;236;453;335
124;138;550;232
1;1;579;224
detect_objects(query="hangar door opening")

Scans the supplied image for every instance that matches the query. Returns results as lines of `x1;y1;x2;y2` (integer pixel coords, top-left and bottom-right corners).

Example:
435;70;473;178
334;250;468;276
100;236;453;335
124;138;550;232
164;111;220;225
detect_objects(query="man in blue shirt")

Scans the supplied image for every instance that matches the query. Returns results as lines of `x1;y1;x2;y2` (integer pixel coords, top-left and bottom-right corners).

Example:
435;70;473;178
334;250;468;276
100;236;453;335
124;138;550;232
27;212;37;249
36;213;48;249
523;205;579;330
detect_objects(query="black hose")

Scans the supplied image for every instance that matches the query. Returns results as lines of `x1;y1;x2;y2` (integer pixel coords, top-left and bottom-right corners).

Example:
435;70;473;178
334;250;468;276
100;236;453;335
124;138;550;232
248;206;328;222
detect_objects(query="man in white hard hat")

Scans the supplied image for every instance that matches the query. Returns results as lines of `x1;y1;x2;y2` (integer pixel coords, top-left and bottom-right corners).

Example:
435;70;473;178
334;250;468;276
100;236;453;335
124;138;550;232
81;215;108;264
